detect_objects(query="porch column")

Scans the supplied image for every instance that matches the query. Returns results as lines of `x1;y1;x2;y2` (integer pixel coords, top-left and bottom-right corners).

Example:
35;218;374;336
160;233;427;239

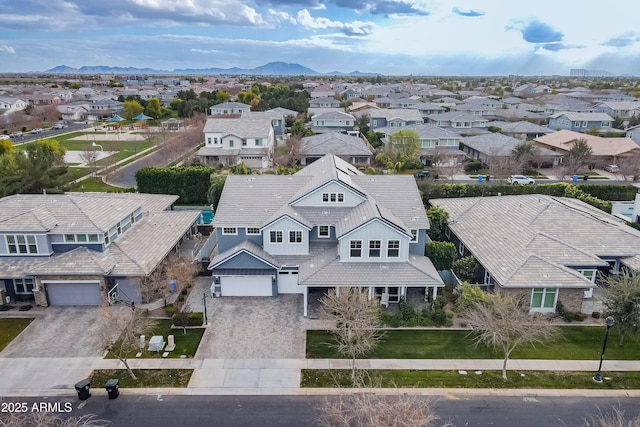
303;286;308;317
432;286;438;300
400;286;406;298
368;286;373;300
335;286;339;297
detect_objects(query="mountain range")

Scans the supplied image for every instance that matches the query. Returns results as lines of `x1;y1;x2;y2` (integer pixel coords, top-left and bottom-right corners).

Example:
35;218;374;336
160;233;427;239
44;62;377;76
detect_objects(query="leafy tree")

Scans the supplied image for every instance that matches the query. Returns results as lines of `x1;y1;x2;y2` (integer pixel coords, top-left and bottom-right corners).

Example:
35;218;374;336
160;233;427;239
455;282;489;311
600;270;640;346
426;205;449;242
145;97;163;119
388;129;421;159
290;119;313;137
612;115;625;130
512;140;539;170
1;140;67;196
216;90;230;103
585;126;600;136
207;175;227;212
424;241;456;270
122;100;144;120
0;139;14;155
453;256;480;283
462;292;560;380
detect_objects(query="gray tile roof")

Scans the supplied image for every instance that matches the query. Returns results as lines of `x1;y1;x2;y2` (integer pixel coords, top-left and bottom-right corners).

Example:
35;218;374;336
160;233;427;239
550;112;614;121
368;108;423;122
313;111;355;120
377;123;462;139
300;132;373;157
298;247;443;286
28;247;116;276
209;240;280;270
427;111;487;122
462;133;525;157
203;116;272;138
486;121;554;135
431;195;640;288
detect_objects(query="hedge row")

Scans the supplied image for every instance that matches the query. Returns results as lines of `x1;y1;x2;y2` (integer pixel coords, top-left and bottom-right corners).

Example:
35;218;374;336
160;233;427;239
135;166;215;204
417;182;622;213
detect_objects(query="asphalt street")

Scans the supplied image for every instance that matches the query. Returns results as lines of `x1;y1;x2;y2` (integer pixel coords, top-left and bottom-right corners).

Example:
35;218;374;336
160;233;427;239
2;395;638;427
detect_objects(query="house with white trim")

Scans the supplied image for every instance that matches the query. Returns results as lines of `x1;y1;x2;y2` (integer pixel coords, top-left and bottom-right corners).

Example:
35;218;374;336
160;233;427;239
208;154;444;316
0;193;202;306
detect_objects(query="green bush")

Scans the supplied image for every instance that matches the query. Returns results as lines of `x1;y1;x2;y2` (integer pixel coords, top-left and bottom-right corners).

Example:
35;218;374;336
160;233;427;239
18;304;32;311
574;312;588;322
181;288;188;295
455;282;488;311
0;304;13;311
135;166;215;204
187;312;204;326
164;304;177;317
452;256;479;283
464;159;482;173
177;294;185;302
424;241;456;270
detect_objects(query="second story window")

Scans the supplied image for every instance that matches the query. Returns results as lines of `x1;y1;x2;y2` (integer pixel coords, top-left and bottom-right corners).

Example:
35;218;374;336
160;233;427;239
289;231;302;243
350;240;362;258
387;240;400;258
246;227;260;235
369;240;381;258
222;227;237;235
318;225;329;238
104;231;110;245
270;230;283;243
410;230;418;242
322;193;345;203
6;235;38;254
64;234;75;242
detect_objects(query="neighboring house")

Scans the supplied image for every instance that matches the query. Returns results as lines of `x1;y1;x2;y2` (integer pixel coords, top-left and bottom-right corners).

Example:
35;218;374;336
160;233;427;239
380;123;465;166
56;103;90;122
208;154;444;315
0;193;202;306
299;132;373;166
451;100;502;116
369;108;424;131
425;111;488;133
0;97;28;115
309;97;340;108
196;115;275;168
593;101;640;121
86;99;124;121
311;111;356;134
462;133;561;167
431;194;640;314
308;84;336;98
534;130;640;166
242;110;290;140
209;102;251;116
24;94;64;106
486;121;555;140
407;102;447;118
374;97;420;109
548;112;614;133
626;124;640;146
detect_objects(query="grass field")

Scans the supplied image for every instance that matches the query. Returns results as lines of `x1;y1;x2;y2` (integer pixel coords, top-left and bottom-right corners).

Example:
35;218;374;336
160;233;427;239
88;369;193;388
0;318;34;352
105;319;205;360
301;369;640;389
306;327;640;360
69;177;129;192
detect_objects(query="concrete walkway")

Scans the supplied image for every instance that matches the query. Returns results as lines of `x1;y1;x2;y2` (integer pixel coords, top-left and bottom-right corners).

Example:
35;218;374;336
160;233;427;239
1;357;639;398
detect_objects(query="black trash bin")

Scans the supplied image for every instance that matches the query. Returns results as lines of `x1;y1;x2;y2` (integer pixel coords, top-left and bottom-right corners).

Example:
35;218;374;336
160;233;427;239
74;379;91;401
583;174;588;181
105;379;119;399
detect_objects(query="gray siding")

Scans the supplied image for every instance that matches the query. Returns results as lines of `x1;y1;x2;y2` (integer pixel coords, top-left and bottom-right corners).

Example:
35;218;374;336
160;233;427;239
338;220;410;262
262;217;309;255
292;181;366;208
215;251;275;270
309;226;337;242
409;229;427;255
217;228;260;253
0;234;51;255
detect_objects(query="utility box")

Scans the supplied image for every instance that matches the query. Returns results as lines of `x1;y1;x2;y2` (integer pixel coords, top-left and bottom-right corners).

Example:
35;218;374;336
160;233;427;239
74;379;91;401
105;379;119;399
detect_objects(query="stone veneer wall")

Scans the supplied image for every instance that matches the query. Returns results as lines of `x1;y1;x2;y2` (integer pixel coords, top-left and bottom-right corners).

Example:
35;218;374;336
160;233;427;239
33;275;108;307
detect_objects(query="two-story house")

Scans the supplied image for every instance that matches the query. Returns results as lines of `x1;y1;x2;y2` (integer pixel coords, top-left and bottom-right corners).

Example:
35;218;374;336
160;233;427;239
208;154;444;316
369;108;424;132
209;102;251;116
426;111;488;135
593;101;640;122
0;97;28;115
309;97;340;109
196;114;276;168
548;112;614;133
310;111;356;134
0;193;201;307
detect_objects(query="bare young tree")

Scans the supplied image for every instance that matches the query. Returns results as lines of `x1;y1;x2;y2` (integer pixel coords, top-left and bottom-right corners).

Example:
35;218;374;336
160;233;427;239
80;149;99;177
318;390;446;427
461;292;560;380
563;138;593;177
0;412;110;427
487;155;519;182
163;252;198;294
174;302;192;334
139;264;167;305
581;405;640;427
617;156;640;181
431;148;463;181
275;136;302;167
320;287;383;380
100;306;157;380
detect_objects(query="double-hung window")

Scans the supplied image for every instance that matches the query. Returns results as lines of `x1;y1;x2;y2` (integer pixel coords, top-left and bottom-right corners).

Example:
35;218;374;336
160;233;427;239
270;231;283;243
531;288;557;310
350;240;362;258
6;235;38;254
387;240;400;258
318;225;329;238
369;240;381;258
289;231;302;243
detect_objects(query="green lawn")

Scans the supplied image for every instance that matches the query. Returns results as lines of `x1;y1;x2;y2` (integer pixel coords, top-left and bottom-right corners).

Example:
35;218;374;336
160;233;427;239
306;327;640;360
0;318;34;352
88;369;193;388
64;167;90;181
301;369;640;389
105;319;205;359
69;177;129;192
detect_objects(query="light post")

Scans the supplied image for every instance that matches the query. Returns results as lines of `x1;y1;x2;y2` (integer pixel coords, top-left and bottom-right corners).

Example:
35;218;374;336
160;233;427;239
593;315;615;383
92;141;103;151
202;292;208;325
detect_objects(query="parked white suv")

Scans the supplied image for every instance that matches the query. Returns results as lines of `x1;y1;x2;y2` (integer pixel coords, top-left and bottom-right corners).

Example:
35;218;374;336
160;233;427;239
604;165;619;173
507;175;535;184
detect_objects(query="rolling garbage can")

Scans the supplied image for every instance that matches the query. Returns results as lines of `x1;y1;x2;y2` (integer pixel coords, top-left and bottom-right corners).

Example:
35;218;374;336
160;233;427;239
572;175;578;182
583;174;588;181
74;379;91;400
105;379;119;399
478;175;483;182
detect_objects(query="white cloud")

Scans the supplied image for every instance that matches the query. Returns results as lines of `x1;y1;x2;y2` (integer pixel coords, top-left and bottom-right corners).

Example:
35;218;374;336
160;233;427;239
0;44;16;54
295;9;374;35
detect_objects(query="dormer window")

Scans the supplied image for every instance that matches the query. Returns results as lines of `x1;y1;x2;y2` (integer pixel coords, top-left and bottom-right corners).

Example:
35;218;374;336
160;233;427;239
246;227;260;235
222;227;237;235
322;192;344;203
318;226;330;238
410;230;418;242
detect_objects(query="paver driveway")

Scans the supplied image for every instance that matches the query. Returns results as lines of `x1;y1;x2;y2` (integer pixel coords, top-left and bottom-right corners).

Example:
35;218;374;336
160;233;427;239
0;306;125;358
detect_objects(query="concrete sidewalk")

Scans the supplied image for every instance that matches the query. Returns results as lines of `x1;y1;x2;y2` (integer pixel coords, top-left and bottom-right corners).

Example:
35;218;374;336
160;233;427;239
1;357;640;398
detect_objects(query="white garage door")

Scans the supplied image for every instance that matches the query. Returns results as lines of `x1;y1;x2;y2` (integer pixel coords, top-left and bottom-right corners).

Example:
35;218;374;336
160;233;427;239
278;270;302;294
46;281;102;306
220;276;272;297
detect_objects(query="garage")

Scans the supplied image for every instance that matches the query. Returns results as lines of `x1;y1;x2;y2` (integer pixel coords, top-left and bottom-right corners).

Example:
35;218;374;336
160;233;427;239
278;268;302;294
45;281;102;306
220;276;273;297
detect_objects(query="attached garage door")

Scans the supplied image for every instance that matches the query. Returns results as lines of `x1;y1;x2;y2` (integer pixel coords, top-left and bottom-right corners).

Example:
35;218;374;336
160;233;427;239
220;276;272;297
46;281;102;306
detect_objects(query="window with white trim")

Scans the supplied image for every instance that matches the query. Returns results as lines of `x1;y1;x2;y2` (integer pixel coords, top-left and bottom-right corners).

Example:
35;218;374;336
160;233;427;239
255;138;263;146
578;269;596;282
104;231;110;245
322;192;345;203
369;240;381;258
387;240;400;258
14;278;34;294
410;229;418;242
270;230;283;243
458;241;465;255
76;234;87;243
6;235;38;254
350;240;362;258
222;227;237;235
582;121;588;127
246;227;261;235
88;234;99;243
64;234;75;243
445;226;450;238
289;230;302;243
318;225;330;238
531;288;557;309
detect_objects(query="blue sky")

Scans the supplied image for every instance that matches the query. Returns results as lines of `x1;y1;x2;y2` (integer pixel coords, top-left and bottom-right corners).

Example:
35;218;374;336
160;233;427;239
1;0;639;75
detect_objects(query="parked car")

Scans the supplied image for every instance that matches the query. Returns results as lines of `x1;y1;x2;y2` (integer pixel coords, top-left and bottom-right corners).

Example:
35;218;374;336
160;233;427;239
0;135;9;140
414;171;431;179
30;128;43;134
507;175;535;184
9;131;22;138
52;123;66;130
604;164;620;173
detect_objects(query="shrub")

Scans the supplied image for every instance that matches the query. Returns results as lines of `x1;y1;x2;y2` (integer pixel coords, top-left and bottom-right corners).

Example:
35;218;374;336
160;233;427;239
18;304;32;311
164;304;177;317
188;312;204;326
0;304;12;311
592;311;601;319
455;282;489;311
464;159;482;173
181;288;188;295
574;312;588;322
424;241;456;270
177;294;185;302
135;166;215;204
452;256;479;283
